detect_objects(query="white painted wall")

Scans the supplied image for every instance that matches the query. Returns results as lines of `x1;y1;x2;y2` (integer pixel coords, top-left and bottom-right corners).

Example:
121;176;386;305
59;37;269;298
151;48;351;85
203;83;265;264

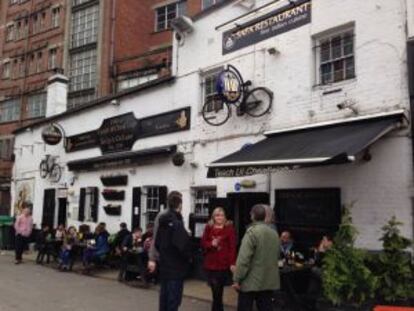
12;0;413;248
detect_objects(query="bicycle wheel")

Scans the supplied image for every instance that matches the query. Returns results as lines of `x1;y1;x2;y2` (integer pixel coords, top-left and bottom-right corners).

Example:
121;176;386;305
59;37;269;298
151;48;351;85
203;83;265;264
50;164;62;183
201;95;231;126
244;87;273;118
39;160;48;179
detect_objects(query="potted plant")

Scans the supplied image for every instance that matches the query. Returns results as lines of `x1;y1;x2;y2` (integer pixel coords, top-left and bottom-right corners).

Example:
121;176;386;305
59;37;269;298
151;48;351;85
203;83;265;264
103;204;122;216
102;189;125;201
320;204;378;310
100;175;128;186
371;216;414;308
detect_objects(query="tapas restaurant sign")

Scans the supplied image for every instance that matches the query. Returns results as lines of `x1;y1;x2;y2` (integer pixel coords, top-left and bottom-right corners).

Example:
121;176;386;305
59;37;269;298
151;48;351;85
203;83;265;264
222;0;312;55
65;107;191;154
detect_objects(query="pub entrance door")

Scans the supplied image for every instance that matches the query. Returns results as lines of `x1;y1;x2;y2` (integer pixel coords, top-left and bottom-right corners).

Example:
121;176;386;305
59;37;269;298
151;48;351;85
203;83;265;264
131;187;141;230
42;189;56;228
57;198;67;226
211;192;269;246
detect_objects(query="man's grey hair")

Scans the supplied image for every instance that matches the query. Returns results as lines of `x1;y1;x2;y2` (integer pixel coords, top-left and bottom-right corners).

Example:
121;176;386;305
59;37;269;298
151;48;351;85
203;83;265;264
250;204;268;222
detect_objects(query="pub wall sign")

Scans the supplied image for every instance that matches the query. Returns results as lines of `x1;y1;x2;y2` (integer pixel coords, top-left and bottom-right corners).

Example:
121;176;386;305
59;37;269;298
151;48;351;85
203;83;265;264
222;0;312;55
42;124;64;145
66;107;191;154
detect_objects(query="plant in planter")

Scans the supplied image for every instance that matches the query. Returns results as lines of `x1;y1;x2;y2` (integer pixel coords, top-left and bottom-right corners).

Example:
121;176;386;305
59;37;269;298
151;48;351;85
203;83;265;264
322;204;378;309
100;175;128;186
373;216;414;304
102;189;125;201
103;204;122;216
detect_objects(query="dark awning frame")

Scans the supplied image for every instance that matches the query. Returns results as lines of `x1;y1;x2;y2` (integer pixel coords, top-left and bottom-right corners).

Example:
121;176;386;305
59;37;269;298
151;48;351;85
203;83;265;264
207;110;407;178
67;145;176;171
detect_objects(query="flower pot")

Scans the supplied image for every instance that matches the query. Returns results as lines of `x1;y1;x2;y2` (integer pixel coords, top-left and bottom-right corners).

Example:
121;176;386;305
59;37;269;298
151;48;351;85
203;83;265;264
100;175;128;186
103;205;121;216
102;190;125;201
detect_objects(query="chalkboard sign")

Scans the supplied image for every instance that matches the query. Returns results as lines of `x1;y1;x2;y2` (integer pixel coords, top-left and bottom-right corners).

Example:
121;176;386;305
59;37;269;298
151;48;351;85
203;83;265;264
275;188;341;227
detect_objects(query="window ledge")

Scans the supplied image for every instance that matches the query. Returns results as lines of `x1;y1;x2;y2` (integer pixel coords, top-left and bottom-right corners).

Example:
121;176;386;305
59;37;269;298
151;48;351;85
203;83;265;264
312;77;357;91
151;28;172;35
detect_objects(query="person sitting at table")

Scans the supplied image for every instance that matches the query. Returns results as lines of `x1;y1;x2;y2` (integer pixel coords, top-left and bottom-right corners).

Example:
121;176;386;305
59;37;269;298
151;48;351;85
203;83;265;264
119;227;148;284
36;224;52;264
114;222;130;256
280;231;295;260
59;226;79;271
55;224;66;242
82;223;110;271
306;235;334;311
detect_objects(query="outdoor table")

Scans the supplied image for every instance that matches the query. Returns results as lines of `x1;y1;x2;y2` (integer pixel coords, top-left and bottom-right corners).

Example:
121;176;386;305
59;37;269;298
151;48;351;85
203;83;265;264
277;263;313;311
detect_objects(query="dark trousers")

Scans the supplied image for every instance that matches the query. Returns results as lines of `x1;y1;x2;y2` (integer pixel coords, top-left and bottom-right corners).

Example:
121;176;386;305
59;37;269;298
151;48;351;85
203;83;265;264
159;279;184;311
15;234;28;261
207;270;229;311
237;290;274;311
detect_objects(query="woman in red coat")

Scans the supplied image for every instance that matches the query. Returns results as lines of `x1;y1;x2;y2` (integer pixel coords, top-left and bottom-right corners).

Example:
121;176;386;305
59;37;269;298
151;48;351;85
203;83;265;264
201;207;237;311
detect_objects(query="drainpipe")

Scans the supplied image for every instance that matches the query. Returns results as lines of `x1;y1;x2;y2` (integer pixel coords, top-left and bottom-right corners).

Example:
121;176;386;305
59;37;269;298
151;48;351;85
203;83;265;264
407;39;414;247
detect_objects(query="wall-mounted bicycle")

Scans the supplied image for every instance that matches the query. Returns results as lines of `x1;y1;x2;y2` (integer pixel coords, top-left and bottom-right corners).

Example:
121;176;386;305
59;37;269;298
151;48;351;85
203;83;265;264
202;65;273;126
39;154;62;183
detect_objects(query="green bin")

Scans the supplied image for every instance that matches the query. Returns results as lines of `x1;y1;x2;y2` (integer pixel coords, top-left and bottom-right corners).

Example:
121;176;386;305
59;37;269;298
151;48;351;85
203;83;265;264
0;216;14;250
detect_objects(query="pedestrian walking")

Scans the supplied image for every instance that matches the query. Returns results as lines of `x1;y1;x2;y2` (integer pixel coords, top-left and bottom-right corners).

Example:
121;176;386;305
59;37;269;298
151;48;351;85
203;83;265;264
201;207;236;311
14;205;33;264
233;204;280;311
155;191;191;311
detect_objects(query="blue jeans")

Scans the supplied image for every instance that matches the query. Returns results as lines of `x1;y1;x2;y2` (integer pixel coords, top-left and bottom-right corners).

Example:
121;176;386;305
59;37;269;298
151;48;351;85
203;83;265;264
159;279;184;311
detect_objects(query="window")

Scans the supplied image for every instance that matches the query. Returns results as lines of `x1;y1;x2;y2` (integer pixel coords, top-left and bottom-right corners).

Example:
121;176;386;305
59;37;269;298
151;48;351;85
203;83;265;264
69;49;97;92
40;12;46;31
202;0;224;9
48;48;58;70
27;93;46;118
51;7;60;28
72;0;93;6
143;186;167;227
12;60;18;79
9;0;18;5
316;29;355;85
0;99;20;123
68;92;96;110
29;54;36;74
71;5;99;48
79;187;99;222
0;137;14;160
19;57;25;77
2;62;11;79
6;25;14;41
192;188;216;216
155;1;186;31
117;73;158;91
36;52;43;73
32;14;39;34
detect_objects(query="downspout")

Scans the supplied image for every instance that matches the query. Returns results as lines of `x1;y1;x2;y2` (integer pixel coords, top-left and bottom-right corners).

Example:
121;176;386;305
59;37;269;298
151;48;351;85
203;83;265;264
110;0;116;94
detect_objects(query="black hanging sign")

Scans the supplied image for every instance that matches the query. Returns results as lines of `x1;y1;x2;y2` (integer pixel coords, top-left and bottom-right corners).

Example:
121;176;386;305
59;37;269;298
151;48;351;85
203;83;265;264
42;124;64;145
222;0;312;55
65;107;191;154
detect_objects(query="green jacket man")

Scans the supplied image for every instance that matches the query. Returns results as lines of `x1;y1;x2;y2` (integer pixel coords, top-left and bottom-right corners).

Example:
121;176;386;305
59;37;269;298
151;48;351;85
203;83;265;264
233;204;280;310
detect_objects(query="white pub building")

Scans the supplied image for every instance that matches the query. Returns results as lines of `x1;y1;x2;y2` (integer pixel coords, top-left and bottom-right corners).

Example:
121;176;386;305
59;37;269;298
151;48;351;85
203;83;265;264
11;0;414;252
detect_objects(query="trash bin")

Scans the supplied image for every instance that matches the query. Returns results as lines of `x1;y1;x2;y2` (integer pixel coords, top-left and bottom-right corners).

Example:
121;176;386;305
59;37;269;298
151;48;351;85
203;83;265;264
0;216;14;250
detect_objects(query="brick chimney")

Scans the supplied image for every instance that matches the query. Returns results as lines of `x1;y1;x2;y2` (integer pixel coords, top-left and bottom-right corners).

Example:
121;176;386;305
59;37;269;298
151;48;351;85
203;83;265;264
46;73;69;117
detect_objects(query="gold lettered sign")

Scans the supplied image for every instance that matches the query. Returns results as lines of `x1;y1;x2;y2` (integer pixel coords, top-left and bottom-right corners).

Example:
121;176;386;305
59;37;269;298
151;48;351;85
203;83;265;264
223;0;312;55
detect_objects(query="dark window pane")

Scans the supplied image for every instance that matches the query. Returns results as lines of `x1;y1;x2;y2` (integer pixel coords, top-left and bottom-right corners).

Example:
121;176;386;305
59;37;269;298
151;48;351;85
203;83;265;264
343;33;354;56
333;60;344;82
345;57;355;79
321;63;332;84
320;40;331;62
331;36;342;59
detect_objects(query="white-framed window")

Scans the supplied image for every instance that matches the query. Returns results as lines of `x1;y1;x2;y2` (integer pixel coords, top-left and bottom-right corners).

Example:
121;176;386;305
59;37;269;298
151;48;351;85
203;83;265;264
192;187;217;217
10;0;18;5
72;0;93;6
0;137;14;160
315;28;355;85
32;14;40;34
48;48;58;70
6;25;14;41
142;186;167;228
51;7;60;28
69;49;97;92
71;5;99;48
40;12;46;31
117;73;158;91
155;1;187;32
202;0;224;10
79;187;99;222
27;93;46;118
2;62;11;79
0;99;20;123
29;54;36;74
